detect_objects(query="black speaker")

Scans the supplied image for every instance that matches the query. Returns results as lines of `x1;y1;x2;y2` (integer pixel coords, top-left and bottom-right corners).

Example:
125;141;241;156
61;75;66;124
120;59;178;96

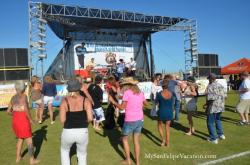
198;54;219;67
0;49;4;67
4;48;17;66
16;49;28;66
5;70;30;81
1;48;28;67
0;48;29;81
211;68;221;75
0;70;5;81
197;67;221;77
198;55;204;66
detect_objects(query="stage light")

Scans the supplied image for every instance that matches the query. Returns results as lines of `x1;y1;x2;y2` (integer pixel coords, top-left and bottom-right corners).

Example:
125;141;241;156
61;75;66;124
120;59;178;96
38;25;46;31
38;33;46;38
38;18;47;24
191;48;197;52
190;37;197;41
30;42;39;48
38;47;46;51
191;42;197;46
190;31;196;36
38;54;47;59
38;40;46;45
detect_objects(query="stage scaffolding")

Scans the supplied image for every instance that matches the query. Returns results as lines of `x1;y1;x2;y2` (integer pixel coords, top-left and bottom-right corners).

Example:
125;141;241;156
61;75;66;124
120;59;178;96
29;1;199;79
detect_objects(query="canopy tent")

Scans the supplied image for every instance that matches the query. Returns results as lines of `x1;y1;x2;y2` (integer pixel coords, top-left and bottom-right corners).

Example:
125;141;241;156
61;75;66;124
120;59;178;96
221;58;250;75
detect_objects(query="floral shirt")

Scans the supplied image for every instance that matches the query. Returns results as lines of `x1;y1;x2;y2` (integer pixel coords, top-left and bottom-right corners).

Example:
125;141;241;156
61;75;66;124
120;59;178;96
206;81;226;113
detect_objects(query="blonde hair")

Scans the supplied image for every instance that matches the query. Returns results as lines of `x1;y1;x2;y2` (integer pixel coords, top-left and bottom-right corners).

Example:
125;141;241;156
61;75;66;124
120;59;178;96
130;84;141;94
121;84;131;92
68;91;79;98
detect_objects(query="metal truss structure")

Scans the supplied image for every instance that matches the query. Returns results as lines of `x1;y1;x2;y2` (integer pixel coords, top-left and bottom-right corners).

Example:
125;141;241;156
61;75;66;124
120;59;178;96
41;4;185;26
164;19;198;76
29;2;47;79
29;1;199;78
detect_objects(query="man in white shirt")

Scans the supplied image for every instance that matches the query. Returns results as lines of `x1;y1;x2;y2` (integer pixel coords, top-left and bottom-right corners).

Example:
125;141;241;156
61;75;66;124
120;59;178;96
129;58;136;76
86;58;96;70
237;71;250;125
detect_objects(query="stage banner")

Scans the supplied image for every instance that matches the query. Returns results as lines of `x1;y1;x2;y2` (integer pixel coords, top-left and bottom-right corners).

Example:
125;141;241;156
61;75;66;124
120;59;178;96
52;85;68;107
196;79;228;95
73;42;134;70
44;82;153;106
137;82;153;100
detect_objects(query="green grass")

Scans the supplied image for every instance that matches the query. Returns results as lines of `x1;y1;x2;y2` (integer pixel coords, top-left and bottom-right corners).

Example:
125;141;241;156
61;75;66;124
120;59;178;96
0;91;250;165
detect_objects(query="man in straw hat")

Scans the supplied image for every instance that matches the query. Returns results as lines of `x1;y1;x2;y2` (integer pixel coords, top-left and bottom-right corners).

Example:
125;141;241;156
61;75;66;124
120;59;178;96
236;71;250;125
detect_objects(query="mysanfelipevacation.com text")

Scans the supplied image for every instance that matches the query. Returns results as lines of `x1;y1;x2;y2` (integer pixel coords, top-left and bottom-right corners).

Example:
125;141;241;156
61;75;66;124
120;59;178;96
145;153;217;160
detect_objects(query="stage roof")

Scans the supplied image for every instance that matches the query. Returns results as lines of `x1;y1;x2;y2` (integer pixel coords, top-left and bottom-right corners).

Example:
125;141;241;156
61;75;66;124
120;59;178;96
40;3;187;39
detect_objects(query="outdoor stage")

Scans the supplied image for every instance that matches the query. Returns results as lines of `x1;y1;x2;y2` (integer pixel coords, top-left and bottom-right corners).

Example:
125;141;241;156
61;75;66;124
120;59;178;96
29;2;198;80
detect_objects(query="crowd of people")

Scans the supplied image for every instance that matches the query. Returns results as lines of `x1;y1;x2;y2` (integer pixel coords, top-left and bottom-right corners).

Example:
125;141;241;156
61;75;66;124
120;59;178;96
6;70;250;165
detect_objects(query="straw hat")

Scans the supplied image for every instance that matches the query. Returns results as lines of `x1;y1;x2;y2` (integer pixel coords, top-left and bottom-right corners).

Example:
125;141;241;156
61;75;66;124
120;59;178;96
120;77;139;85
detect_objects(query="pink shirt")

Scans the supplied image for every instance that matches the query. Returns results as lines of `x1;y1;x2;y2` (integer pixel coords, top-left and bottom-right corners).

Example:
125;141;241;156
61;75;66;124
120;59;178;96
123;89;145;122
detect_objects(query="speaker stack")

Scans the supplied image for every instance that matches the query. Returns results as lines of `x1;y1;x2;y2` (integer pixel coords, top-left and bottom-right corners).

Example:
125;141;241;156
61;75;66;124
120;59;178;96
196;54;221;77
0;48;30;81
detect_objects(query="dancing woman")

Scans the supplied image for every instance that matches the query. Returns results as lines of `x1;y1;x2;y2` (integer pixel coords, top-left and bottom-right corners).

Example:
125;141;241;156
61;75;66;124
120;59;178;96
7;80;39;164
60;78;93;165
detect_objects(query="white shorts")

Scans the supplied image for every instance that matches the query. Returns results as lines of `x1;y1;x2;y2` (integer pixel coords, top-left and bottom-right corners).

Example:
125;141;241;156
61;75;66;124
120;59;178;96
93;107;105;122
43;96;54;105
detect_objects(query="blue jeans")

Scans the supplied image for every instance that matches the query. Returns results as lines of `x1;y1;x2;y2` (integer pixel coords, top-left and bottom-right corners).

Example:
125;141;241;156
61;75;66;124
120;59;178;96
122;120;144;136
172;96;181;121
207;113;224;140
117;73;123;80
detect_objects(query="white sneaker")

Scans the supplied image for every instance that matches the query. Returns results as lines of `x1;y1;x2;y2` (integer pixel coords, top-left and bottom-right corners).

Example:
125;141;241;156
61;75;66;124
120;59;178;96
38;121;42;124
51;121;55;125
207;138;218;144
219;135;226;140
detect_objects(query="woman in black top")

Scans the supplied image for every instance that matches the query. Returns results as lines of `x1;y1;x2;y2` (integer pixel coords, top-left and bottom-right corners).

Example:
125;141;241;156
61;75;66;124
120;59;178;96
60;78;93;165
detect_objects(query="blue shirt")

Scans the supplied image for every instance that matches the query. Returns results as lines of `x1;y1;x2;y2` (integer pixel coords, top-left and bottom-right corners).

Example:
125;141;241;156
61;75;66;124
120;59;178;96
42;83;57;97
76;46;87;56
168;80;181;100
117;63;125;73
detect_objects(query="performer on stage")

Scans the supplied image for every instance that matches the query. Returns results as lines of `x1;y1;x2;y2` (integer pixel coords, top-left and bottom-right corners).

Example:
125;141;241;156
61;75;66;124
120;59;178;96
75;42;87;68
86;58;96;70
128;58;137;77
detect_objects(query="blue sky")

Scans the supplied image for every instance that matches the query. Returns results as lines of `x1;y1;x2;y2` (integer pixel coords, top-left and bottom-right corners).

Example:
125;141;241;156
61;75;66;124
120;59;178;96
1;0;250;73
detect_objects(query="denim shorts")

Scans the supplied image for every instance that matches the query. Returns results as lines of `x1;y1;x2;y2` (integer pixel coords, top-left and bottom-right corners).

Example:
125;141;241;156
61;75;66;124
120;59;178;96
93;107;105;122
122;120;144;136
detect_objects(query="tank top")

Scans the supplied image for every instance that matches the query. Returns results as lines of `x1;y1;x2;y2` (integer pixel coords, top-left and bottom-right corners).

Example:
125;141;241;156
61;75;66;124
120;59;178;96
63;97;88;129
184;86;197;104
